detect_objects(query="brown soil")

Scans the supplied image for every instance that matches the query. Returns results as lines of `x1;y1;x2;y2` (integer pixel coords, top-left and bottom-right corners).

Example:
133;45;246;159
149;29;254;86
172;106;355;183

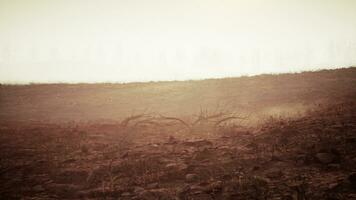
0;68;356;199
0;102;355;199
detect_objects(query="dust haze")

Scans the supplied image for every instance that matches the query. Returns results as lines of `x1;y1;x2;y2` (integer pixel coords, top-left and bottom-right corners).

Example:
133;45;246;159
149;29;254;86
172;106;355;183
1;0;356;199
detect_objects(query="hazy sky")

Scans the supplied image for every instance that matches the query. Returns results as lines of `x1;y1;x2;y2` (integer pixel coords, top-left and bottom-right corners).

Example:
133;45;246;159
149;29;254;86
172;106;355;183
0;0;356;83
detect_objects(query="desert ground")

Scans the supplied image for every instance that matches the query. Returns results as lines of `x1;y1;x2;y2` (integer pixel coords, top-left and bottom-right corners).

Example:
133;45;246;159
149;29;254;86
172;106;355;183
0;67;356;199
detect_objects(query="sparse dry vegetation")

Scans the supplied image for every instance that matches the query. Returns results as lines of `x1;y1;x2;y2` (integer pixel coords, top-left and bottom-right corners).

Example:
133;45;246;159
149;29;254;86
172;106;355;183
0;68;355;199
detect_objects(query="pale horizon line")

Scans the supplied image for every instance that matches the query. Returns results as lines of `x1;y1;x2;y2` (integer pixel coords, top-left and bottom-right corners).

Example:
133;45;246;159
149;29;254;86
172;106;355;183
1;65;354;86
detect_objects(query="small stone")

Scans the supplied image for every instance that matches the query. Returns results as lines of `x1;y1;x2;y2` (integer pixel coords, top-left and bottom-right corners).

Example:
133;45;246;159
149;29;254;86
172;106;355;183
176;184;190;197
121;192;131;197
185;174;198;183
33;185;45;192
81;145;89;154
87;166;109;186
138;190;155;200
190;185;204;194
134;186;145;194
121;152;129;158
165;162;188;171
165;163;178;168
146;182;159;189
168;136;178;144
327;163;341;169
203;181;223;193
315;152;337;164
193;149;213;161
328;182;341;190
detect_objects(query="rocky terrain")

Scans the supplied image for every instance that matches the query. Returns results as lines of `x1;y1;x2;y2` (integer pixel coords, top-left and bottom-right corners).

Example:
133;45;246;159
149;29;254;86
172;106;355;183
1;68;356;199
0;101;355;199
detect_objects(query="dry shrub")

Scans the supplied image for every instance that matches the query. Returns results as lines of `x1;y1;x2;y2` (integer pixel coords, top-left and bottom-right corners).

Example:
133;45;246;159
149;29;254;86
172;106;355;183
112;108;248;142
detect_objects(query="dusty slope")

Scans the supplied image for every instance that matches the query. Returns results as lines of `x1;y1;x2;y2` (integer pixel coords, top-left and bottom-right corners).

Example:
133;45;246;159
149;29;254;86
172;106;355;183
0;67;355;122
0;101;355;199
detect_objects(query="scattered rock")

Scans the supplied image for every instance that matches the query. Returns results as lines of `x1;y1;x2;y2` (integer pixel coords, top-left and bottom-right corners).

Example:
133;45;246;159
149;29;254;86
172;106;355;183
327;163;341;169
146;182;159;189
121;152;129;159
328;182;342;190
315;152;339;164
185;173;198;183
134;186;145;194
32;185;45;192
86;166;110;187
165;162;188;171
203;181;223;193
183;139;213;148
2;102;356;199
168;136;178;144
80;145;89;154
193;148;213;161
176;184;190;198
121;192;131;197
190;185;204;194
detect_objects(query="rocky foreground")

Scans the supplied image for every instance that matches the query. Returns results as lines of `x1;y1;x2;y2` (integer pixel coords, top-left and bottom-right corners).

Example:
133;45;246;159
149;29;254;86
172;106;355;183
0;102;355;200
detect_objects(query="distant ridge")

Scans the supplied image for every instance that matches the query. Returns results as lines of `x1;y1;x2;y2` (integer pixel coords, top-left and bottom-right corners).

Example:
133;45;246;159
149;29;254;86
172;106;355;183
0;67;355;122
